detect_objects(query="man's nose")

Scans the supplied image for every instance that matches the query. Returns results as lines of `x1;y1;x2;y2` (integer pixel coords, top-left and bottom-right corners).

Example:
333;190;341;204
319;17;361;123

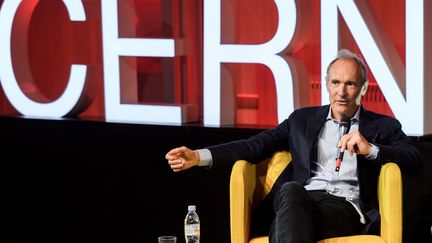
337;84;347;96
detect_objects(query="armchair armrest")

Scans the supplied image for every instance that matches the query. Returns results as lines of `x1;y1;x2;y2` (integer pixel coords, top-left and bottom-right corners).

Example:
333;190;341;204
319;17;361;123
230;160;256;243
230;151;291;243
378;162;402;243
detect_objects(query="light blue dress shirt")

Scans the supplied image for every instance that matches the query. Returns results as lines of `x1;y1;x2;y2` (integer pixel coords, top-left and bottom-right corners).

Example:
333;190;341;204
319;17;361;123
304;107;372;224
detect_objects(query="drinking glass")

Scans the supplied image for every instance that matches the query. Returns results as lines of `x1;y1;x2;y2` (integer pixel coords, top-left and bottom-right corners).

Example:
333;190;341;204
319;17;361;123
158;236;177;243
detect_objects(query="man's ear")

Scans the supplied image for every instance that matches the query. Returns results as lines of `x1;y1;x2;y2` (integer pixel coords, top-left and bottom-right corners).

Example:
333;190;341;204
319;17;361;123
360;80;368;96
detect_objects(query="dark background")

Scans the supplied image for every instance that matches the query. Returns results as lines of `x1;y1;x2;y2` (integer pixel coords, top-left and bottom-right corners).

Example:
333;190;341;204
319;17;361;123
0;116;430;243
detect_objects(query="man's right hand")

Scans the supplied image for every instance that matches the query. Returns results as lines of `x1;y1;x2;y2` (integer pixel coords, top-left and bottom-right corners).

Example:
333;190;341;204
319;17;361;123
165;146;200;172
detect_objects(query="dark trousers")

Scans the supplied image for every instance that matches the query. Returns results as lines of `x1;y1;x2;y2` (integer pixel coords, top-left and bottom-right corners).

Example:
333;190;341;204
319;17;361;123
269;182;364;243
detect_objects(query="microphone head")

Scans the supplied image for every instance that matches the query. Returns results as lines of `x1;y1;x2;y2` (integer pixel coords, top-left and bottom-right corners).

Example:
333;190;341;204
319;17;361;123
340;114;351;127
339;114;351;133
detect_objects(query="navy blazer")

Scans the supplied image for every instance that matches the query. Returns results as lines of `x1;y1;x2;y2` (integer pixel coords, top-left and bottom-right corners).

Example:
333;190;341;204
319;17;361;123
209;105;422;232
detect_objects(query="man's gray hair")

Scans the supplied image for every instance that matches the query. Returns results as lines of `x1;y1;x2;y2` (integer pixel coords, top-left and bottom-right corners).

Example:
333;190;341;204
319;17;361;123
325;49;368;84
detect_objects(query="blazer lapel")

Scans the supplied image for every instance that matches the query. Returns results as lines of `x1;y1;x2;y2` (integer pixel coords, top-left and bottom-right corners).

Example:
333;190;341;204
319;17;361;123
305;106;329;163
306;105;329;143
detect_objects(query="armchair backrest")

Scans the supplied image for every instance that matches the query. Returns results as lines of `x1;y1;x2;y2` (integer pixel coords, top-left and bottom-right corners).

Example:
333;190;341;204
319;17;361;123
254;151;292;207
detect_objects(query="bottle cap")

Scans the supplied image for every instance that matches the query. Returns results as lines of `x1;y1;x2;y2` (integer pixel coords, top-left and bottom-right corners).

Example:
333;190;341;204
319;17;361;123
188;205;196;211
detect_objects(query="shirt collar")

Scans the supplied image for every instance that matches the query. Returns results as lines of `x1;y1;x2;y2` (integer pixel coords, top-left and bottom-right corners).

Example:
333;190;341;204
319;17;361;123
327;105;360;124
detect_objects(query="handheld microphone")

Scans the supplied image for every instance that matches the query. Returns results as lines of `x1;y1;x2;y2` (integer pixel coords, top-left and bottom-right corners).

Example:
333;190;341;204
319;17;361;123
335;115;351;172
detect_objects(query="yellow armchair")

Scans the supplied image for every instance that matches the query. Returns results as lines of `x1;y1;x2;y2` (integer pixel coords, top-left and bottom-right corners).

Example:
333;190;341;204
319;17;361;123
229;151;402;243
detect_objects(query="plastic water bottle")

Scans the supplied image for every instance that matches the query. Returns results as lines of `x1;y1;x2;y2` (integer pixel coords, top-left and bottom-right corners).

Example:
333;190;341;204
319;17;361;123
184;205;200;243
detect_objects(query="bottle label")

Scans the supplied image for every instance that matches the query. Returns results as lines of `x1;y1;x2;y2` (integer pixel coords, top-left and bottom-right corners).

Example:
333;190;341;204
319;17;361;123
185;224;200;236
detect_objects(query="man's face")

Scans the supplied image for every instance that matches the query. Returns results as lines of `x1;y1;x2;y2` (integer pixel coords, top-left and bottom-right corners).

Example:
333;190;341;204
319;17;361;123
326;58;364;120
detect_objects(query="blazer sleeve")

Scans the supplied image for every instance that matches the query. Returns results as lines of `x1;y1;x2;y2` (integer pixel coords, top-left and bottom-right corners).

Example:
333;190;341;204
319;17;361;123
374;119;422;176
207;119;291;168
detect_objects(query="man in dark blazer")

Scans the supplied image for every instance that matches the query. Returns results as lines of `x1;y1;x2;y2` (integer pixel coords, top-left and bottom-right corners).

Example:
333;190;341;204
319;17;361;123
166;49;422;242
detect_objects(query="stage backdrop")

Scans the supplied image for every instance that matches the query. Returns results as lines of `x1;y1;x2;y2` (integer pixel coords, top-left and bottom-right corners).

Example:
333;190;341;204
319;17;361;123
0;1;431;243
0;0;431;135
